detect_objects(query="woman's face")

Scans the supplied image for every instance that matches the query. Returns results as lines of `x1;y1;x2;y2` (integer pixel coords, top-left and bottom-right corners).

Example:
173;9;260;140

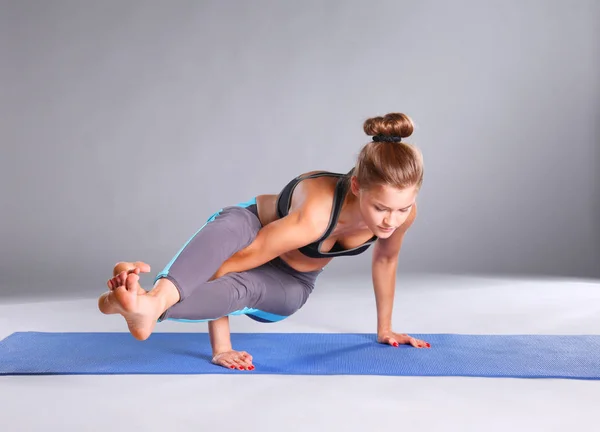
352;177;418;238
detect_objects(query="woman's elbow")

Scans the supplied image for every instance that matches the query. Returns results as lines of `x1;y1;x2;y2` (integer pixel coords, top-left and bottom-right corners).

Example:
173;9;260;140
372;252;399;267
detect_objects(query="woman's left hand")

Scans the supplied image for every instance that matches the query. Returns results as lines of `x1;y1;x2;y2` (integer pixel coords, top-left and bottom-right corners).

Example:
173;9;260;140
377;331;431;348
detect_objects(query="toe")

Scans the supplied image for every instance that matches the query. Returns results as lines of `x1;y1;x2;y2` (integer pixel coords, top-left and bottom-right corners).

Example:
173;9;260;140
113;262;135;277
125;273;140;291
134;261;151;273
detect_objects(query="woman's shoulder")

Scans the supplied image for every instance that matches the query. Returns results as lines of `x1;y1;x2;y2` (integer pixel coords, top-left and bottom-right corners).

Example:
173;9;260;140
287;170;341;226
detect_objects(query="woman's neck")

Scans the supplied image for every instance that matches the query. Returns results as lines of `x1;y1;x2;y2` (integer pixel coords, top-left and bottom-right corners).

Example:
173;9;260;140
335;191;369;235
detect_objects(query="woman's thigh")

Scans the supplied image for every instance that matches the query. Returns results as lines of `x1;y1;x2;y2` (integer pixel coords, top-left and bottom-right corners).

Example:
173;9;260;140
154;202;262;301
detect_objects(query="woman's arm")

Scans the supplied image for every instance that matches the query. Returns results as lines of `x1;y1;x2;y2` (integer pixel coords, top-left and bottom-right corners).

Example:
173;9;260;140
215;195;331;277
370;204;429;348
371;253;399;335
371;208;414;334
209;316;233;356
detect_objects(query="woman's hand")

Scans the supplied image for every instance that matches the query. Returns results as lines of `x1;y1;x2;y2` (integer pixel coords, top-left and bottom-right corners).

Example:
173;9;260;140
212;350;255;370
377;331;431;348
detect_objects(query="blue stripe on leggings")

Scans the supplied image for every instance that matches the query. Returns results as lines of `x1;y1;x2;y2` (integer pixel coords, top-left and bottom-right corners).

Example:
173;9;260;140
155;197;287;323
155;197;257;281
164;308;288;324
154;211;221;281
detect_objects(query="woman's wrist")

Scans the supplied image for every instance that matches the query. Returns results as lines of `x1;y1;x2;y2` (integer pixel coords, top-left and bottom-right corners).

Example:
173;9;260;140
208;316;232;356
377;319;393;335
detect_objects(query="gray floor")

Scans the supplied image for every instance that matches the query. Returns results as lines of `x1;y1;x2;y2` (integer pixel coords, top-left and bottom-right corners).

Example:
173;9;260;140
1;273;599;431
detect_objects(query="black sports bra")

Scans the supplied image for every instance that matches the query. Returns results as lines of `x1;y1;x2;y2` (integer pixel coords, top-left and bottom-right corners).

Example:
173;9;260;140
276;171;378;259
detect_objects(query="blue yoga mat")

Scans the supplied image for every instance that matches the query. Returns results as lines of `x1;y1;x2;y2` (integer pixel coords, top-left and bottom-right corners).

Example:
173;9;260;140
1;331;599;379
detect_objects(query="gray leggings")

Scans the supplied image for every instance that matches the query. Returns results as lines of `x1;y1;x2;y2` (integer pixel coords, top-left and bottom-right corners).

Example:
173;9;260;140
155;197;322;323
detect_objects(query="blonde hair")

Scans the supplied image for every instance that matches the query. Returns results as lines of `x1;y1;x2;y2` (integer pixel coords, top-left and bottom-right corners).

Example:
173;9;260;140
352;112;424;191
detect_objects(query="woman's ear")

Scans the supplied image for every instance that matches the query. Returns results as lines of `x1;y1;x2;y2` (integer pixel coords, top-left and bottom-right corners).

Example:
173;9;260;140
350;175;360;196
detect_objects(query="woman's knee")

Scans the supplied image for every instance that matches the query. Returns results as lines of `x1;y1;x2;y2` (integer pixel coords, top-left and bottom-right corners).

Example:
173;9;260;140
213;206;262;242
156;206;262;300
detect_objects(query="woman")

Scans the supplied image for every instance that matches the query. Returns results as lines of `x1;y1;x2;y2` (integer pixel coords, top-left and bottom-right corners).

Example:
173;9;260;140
98;112;430;371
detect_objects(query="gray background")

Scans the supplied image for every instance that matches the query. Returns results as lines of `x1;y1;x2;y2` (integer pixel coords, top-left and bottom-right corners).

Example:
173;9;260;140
1;0;599;299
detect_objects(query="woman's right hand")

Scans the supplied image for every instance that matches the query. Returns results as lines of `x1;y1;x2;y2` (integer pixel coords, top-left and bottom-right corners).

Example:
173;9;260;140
212;350;255;371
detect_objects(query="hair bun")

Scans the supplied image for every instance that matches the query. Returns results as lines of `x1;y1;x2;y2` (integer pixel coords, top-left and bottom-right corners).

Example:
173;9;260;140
363;113;414;140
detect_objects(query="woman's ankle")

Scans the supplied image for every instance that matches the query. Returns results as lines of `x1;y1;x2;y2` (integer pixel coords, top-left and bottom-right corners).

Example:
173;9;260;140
147;278;181;313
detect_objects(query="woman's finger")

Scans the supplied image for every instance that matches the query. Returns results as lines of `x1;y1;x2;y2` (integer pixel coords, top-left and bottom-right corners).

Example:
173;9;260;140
240;353;254;369
414;338;430;348
220;359;235;369
413;338;429;348
232;357;246;370
230;353;253;370
237;356;253;370
393;334;408;343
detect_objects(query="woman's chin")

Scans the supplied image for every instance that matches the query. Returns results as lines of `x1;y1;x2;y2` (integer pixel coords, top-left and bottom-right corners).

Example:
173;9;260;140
376;226;396;236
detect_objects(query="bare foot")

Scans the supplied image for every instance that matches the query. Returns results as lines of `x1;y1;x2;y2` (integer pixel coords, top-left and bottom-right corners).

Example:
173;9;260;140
99;272;163;340
98;261;150;315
